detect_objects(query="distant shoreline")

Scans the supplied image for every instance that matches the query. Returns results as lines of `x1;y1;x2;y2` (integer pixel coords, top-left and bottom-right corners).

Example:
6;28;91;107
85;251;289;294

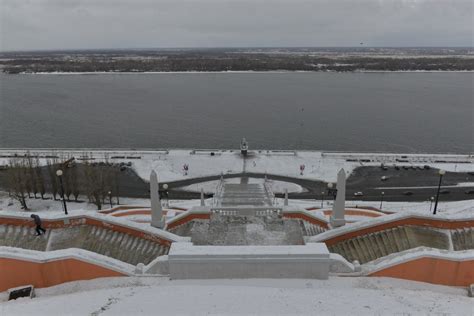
11;70;474;75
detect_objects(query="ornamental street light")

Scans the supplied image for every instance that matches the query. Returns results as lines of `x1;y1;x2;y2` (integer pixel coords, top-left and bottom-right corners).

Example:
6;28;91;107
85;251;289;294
163;184;169;207
321;191;325;208
429;196;434;213
108;191;113;208
380;191;385;210
56;169;68;215
433;169;446;215
327;182;337;200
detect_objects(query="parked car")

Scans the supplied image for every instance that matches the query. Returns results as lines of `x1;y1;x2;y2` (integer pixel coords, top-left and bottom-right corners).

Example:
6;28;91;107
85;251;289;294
465;190;474;195
394;165;400;170
381;176;388;181
404;191;414;196
440;190;450;194
423;165;431;170
354;192;364;196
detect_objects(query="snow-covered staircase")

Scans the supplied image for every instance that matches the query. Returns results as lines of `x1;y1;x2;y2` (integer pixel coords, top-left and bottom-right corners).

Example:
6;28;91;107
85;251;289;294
219;183;273;207
0;224;169;265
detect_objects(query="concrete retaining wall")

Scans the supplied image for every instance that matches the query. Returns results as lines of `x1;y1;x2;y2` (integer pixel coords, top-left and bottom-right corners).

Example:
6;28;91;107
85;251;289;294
366;247;474;286
0;247;132;292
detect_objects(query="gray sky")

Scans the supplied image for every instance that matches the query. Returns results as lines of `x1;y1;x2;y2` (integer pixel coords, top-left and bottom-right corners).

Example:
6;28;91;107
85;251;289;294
1;0;473;51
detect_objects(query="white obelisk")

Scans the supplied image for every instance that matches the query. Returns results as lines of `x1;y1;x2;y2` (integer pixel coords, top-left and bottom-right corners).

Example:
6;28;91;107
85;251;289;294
150;170;164;228
330;168;346;228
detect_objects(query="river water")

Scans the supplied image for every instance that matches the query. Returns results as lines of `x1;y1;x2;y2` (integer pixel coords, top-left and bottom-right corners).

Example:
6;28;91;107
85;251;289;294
0;72;472;153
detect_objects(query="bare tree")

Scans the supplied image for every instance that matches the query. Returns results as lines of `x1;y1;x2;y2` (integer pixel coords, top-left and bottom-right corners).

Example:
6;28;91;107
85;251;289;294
83;160;106;210
7;158;29;210
113;167;120;205
70;161;80;202
35;157;46;199
46;157;59;200
26;152;39;199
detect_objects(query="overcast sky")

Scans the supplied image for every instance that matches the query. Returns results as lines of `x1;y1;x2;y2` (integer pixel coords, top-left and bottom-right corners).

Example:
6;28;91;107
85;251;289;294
1;0;472;51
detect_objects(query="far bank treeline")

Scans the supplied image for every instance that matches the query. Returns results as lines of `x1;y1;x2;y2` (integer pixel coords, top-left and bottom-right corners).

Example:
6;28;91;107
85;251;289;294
2;153;121;210
2;53;474;73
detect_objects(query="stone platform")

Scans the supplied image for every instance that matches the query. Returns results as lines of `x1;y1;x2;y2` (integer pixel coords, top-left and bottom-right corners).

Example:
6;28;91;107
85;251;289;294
168;242;330;279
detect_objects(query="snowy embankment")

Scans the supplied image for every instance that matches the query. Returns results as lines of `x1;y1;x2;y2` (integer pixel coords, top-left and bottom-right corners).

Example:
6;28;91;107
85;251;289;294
1;149;472;184
0;276;471;315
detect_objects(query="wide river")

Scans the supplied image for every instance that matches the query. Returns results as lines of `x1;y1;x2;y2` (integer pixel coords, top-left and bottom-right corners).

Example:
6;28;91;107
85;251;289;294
0;72;472;153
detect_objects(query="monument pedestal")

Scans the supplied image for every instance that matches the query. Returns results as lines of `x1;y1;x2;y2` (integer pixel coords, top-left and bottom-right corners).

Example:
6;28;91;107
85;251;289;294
330;217;346;228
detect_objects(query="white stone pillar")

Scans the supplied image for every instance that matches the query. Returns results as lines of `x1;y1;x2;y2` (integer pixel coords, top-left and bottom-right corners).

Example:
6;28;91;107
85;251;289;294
150;170;165;228
330;168;346;228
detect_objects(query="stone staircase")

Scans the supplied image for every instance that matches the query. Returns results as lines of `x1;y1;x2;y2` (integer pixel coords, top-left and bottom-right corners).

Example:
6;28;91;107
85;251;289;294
328;225;451;264
300;221;327;237
452;227;474;250
0;224;169;266
190;213;304;246
0;225;50;251
220;183;273;206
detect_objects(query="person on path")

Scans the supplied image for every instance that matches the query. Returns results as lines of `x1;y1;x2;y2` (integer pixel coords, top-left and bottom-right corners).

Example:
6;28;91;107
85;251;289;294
30;214;46;236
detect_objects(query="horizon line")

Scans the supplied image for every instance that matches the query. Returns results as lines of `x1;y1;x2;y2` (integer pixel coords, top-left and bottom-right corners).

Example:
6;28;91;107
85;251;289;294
1;46;473;54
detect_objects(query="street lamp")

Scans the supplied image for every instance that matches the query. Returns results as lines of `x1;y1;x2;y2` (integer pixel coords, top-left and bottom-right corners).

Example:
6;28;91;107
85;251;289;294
327;182;337;200
56;169;68;215
163;184;169;207
380;192;385;210
108;191;113;208
321;191;325;208
433;169;446;215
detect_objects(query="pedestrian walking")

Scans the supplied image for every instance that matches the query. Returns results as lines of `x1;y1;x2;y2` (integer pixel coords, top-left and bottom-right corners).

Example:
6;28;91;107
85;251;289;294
30;214;46;236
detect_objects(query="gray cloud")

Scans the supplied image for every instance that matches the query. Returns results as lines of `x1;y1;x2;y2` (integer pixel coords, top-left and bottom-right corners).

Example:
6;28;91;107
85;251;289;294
1;0;472;51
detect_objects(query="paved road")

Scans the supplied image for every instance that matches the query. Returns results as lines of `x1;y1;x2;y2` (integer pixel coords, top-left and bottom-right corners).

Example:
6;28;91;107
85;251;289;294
0;165;473;202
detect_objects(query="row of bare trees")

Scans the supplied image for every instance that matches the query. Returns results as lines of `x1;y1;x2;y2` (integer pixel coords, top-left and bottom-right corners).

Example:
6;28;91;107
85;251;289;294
6;153;120;210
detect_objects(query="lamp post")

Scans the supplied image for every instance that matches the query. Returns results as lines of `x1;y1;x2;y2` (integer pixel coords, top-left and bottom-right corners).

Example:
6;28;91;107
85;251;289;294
380;191;385;210
321;191;325;208
433;169;446;215
327;182;337;201
163;183;169;208
108;191;113;208
56;169;68;215
429;196;434;213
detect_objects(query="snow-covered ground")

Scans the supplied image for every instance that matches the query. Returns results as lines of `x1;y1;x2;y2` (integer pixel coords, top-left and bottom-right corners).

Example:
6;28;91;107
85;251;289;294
1;190;472;219
0;276;471;315
2;149;472;184
0;191;196;215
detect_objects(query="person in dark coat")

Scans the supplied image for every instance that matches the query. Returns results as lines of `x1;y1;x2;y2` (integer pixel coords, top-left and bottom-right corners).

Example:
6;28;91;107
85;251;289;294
30;214;46;236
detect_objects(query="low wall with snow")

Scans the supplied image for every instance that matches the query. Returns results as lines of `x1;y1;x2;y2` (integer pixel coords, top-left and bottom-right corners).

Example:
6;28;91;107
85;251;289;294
365;247;474;286
0;247;133;292
168;242;330;279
